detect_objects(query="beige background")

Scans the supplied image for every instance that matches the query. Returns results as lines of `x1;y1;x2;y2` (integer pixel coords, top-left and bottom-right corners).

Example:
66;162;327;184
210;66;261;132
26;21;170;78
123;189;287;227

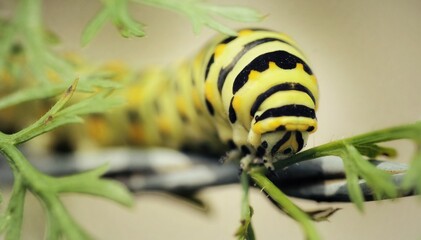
2;0;421;239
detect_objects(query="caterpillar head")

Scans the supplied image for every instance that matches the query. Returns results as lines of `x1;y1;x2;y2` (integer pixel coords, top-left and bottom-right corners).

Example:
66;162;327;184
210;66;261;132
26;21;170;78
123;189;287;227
258;130;309;163
248;113;316;166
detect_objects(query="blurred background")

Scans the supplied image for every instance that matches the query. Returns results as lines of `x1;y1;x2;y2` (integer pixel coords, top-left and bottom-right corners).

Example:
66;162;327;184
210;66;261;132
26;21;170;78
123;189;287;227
2;0;421;239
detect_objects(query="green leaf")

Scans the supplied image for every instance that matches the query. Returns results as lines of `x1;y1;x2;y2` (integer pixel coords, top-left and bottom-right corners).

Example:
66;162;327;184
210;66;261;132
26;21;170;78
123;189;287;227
340;146;369;212
235;206;255;240
204;4;265;23
0;84;65;111
10;79;79;144
138;0;264;36
81;8;110;46
82;0;147;44
204;18;237;36
57;92;124;117
402;142;421;194
355;144;397;158
339;144;399;211
53;165;134;207
43;28;61;45
347;145;398;200
342;157;365;211
2;176;26;240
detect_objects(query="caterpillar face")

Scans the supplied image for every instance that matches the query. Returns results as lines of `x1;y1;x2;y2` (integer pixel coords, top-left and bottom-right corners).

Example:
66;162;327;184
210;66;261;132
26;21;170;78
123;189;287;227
259;131;309;162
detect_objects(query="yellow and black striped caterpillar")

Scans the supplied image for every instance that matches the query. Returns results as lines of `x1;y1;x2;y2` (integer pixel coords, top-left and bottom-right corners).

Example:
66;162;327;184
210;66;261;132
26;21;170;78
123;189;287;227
94;28;319;169
1;28;319;170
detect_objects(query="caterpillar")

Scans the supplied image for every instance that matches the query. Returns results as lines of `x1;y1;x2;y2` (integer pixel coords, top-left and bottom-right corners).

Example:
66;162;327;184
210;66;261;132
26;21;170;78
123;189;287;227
1;28;319;170
83;28;319;170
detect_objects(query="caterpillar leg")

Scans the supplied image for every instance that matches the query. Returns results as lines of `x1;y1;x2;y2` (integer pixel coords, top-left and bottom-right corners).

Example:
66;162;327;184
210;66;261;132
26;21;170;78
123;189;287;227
221;149;255;171
220;149;242;164
239;154;255;170
263;159;275;171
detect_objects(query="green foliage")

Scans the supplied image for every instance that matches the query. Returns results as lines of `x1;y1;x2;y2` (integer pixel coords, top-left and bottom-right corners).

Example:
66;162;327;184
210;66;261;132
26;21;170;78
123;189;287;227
402;142;421;194
275;122;421;203
82;0;264;45
138;0;264;35
0;80;133;239
1;0;264;84
0;0;74;86
239;122;421;239
81;0;146;46
0;0;264;238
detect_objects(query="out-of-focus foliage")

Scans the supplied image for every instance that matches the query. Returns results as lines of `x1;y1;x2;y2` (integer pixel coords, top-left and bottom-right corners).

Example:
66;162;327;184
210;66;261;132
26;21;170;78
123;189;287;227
0;0;263;239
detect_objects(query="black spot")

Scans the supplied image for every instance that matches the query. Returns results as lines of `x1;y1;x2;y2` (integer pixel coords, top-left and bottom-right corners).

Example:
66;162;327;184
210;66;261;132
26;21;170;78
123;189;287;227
127;109;141;124
153;100;160;112
11;43;23;54
204;54;215;80
241;145;250;155
307;126;315;132
228;97;237;123
233;50;313;94
227;139;237;149
256;146;266;157
205;98;215;115
261;141;268;149
191;72;196;86
283;148;292;155
180;113;189;123
51;138;75;154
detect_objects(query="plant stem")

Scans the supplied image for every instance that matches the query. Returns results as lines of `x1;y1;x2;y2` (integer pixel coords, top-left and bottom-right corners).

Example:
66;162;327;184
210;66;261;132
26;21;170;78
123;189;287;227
4;175;26;240
275;122;421;169
240;171;250;221
250;171;321;240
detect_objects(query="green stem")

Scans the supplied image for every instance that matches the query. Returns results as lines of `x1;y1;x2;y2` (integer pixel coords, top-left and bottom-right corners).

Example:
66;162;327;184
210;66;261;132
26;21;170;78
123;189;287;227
16;0;48;83
0;143;49;192
240;171;250;221
250;171;321;240
10;80;77;144
4;175;26;240
42;193;91;240
236;170;255;240
275;122;421;169
18;0;43;29
0;143;91;240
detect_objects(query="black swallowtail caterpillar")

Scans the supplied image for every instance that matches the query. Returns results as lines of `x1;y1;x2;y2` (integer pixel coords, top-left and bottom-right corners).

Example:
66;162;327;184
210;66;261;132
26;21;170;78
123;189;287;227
97;28;319;170
1;28;319;170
